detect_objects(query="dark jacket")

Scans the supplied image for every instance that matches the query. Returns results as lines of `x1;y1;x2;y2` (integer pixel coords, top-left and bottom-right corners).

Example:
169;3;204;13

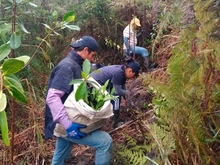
44;50;84;139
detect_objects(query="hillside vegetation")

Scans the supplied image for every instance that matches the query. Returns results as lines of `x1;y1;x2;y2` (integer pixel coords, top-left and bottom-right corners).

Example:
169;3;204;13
0;0;219;164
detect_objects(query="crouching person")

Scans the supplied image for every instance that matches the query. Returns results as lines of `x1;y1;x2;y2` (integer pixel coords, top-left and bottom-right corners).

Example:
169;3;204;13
90;60;140;128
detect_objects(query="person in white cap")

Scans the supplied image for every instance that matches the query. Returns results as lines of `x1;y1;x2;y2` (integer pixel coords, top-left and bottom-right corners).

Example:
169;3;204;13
123;17;150;72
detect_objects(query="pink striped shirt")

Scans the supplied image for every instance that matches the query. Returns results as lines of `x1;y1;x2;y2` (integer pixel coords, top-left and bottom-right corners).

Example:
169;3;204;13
123;25;137;50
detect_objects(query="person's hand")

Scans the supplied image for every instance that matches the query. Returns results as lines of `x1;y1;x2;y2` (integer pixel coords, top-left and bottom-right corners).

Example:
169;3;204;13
127;49;133;56
66;122;87;139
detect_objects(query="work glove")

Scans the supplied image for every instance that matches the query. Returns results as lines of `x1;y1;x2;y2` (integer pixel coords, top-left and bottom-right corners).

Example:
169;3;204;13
66;122;87;139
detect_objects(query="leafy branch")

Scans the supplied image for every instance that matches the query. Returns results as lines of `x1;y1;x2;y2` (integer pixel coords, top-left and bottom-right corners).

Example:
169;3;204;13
0;0;80;152
70;59;117;110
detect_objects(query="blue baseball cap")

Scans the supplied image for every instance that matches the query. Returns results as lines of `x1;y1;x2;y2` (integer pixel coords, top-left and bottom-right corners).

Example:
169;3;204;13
70;36;99;51
127;60;140;77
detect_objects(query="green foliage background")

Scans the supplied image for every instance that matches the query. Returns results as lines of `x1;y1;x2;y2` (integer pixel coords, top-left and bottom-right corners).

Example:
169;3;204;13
0;0;219;164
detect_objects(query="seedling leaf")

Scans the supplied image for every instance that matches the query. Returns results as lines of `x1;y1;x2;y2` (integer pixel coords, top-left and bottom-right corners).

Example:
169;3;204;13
75;82;86;101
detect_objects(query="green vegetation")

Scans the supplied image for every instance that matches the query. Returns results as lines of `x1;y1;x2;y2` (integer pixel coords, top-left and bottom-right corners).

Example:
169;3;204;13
0;56;30;146
142;0;220;164
70;59;117;110
0;0;219;164
0;0;81;163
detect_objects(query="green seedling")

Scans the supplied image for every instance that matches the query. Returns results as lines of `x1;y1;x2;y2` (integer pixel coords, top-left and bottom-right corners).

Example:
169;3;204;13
70;59;117;110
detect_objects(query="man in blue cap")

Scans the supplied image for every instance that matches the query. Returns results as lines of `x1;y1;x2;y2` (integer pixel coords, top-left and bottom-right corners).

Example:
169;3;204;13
45;36;112;165
90;60;140;128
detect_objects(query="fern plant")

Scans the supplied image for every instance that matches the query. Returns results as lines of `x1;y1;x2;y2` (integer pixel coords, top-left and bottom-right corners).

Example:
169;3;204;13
116;134;149;165
114;124;173;165
144;0;220;164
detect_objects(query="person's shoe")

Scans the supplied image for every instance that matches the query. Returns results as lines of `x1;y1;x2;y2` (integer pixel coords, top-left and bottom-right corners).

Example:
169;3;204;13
111;115;124;128
147;68;157;72
142;65;158;73
148;63;158;71
112;121;124;128
150;62;158;68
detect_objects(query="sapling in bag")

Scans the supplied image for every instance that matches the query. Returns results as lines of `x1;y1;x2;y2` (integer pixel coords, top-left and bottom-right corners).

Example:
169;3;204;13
54;60;117;137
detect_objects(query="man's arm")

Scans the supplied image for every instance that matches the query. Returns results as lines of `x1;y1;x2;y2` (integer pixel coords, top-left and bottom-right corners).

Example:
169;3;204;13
46;88;86;139
113;84;127;96
46;88;72;129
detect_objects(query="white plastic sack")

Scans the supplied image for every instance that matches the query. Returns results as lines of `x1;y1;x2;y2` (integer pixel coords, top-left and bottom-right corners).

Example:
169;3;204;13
54;77;113;137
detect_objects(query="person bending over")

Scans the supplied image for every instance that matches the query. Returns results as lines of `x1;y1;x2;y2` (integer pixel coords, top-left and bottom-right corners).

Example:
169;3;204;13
90;60;140;128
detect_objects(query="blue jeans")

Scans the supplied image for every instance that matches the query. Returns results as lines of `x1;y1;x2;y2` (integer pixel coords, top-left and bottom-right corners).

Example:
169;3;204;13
124;45;149;58
51;130;112;165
